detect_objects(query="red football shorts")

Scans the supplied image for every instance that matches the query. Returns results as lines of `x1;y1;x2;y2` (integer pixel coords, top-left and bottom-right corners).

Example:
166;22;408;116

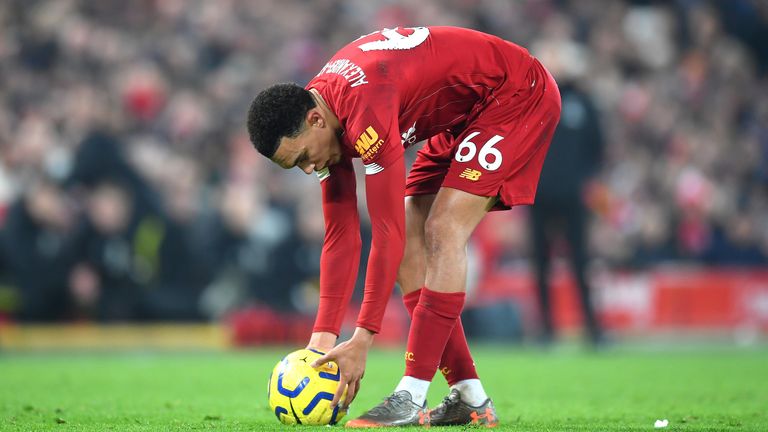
405;58;561;210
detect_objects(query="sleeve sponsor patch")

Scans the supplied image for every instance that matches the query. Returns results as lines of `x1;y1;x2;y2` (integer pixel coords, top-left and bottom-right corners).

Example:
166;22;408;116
355;125;385;162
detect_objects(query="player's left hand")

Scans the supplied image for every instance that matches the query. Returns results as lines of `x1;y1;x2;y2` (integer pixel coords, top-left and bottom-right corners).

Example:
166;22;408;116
310;327;374;409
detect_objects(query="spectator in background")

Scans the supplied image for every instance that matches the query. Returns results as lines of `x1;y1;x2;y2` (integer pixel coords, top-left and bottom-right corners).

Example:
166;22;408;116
66;127;205;320
71;179;146;320
632;201;678;266
0;177;76;320
530;37;605;345
703;212;767;266
269;198;325;314
68;131;163;218
197;180;291;319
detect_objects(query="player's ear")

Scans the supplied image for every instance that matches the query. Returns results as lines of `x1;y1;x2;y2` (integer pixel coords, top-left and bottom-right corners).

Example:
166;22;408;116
307;109;325;128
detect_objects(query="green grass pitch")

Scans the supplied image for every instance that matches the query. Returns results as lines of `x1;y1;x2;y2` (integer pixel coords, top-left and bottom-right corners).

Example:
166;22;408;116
1;346;766;431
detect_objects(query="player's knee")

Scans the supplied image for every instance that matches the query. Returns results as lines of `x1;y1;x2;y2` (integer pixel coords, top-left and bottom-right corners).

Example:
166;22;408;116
423;214;464;256
397;257;422;292
396;266;408;288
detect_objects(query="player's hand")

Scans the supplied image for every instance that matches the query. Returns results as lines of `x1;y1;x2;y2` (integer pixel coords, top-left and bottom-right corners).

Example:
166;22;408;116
310;327;374;409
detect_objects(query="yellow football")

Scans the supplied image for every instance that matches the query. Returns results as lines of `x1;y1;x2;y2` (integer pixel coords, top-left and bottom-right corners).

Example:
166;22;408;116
268;348;347;425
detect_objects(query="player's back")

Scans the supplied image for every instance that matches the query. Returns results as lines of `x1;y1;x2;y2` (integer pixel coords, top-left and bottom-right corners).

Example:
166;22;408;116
309;26;534;149
381;26;534;140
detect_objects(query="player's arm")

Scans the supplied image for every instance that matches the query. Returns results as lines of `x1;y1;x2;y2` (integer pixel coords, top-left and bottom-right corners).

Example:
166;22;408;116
312;154;406;409
356;154;406;333
308;157;362;351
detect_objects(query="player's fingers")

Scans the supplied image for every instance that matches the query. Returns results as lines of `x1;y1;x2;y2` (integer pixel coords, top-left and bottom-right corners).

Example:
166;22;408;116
331;378;347;408
345;379;360;408
310;353;332;369
340;380;356;409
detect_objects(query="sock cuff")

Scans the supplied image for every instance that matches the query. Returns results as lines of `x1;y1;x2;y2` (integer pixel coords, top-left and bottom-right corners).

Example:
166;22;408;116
403;289;421;314
419;287;465;318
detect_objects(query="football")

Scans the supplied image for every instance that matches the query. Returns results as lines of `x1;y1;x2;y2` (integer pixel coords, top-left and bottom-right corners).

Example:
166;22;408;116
268;348;347;425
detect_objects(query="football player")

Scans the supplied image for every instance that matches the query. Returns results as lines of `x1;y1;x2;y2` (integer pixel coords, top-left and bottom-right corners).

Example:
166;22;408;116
247;26;561;427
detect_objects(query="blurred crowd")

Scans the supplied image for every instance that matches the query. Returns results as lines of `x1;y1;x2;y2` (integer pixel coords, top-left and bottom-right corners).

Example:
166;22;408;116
0;0;766;322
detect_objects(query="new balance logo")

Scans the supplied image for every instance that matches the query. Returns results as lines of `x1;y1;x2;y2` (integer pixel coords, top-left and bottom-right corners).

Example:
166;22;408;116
459;168;482;181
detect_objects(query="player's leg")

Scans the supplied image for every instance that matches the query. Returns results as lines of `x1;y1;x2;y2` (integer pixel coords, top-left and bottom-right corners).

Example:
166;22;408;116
347;156;489;429
428;58;560;427
347;197;498;428
396;188;498;423
396;133;451;300
347;192;494;428
397;194;434;297
398;137;483;393
396;193;487;400
397;193;487;401
347;188;496;427
404;188;495;386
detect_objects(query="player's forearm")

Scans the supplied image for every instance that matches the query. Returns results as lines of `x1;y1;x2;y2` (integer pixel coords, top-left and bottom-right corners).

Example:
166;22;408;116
356;232;404;333
355;156;406;333
313;222;362;335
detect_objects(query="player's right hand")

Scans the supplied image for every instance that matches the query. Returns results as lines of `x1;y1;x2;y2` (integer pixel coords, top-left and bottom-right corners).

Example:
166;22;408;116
310;327;374;409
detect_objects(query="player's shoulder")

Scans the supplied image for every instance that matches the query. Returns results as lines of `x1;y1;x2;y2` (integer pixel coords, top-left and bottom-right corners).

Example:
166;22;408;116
426;26;509;44
332;26;490;56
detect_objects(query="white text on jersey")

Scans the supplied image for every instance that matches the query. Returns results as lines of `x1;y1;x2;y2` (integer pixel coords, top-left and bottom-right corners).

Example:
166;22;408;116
316;59;368;88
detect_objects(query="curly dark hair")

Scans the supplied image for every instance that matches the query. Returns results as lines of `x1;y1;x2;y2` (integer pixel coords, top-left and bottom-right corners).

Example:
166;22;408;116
246;83;317;159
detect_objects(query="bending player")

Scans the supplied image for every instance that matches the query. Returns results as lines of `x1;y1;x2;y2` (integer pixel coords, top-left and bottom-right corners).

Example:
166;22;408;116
247;26;561;427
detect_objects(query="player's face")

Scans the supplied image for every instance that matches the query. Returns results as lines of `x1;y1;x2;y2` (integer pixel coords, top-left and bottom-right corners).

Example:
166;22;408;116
272;114;343;174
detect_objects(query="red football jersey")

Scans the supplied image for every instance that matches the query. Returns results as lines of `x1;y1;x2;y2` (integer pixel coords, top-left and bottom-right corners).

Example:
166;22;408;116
308;26;549;336
306;26;534;174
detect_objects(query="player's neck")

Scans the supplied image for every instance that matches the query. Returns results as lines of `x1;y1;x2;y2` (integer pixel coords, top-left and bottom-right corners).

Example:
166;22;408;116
308;88;341;132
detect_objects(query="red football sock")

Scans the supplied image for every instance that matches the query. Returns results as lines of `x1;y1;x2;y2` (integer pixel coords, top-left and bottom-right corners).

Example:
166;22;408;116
402;289;421;315
438;317;479;385
404;287;465;381
402;288;479;385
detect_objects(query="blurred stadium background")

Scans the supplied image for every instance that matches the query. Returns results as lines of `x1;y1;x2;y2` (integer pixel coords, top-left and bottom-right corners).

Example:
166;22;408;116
0;0;767;351
2;1;768;431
